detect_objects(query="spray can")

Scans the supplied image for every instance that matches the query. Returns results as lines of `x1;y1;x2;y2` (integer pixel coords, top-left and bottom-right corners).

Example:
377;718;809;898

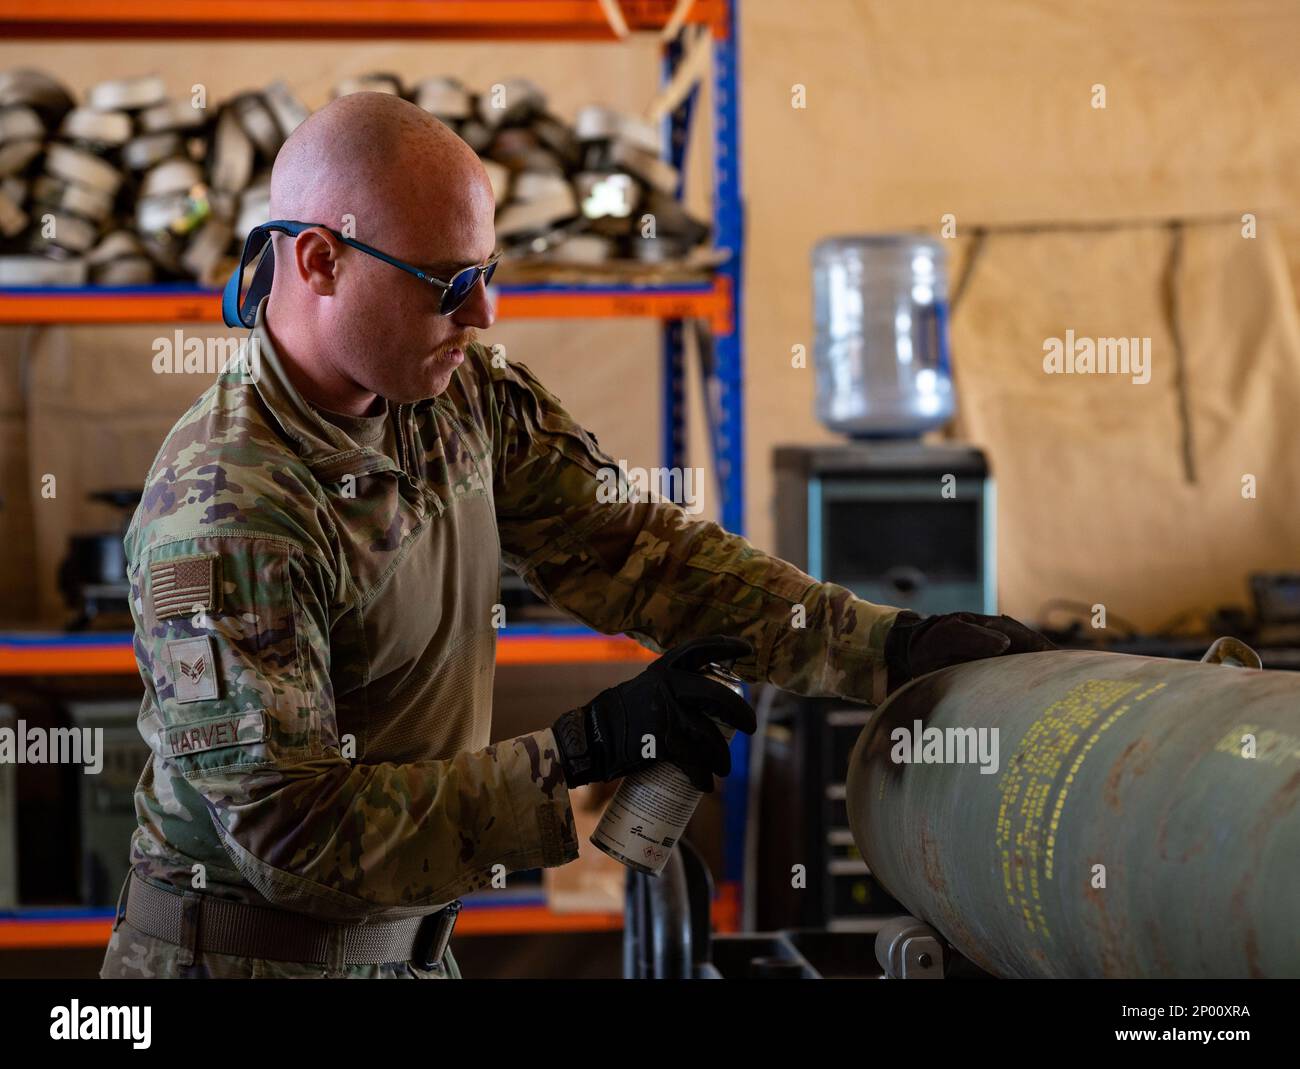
590;665;745;876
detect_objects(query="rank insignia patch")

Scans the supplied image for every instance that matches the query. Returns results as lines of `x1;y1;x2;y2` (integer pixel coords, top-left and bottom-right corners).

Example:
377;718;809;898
168;636;219;703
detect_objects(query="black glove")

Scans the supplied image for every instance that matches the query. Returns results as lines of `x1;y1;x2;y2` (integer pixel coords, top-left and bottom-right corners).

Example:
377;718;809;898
884;610;1057;694
552;635;756;792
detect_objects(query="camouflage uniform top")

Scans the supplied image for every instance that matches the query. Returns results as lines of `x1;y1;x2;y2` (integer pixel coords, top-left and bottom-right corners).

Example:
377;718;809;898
123;296;902;925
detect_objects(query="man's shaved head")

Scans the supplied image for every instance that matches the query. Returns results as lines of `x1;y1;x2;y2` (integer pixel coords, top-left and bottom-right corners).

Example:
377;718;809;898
271;92;488;252
263;92;497;412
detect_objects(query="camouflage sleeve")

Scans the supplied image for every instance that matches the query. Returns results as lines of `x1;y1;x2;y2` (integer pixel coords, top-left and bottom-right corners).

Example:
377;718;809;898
134;533;576;922
486;356;904;706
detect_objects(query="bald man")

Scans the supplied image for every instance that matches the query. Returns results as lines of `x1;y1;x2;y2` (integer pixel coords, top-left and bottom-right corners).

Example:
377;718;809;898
103;93;1051;979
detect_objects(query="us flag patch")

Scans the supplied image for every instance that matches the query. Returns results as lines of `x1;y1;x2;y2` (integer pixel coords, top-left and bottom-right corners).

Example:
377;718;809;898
150;554;218;619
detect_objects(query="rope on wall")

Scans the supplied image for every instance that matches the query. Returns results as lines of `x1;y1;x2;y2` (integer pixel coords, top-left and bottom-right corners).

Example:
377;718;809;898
1162;221;1197;485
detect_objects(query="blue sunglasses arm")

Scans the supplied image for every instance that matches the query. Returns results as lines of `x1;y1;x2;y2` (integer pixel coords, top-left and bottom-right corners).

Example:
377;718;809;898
221;220;311;328
221;220;444;328
335;234;439;285
220;250;250;328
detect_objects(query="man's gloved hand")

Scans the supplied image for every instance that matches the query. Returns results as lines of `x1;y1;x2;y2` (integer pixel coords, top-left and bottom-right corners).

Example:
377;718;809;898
552;635;756;792
884;610;1057;694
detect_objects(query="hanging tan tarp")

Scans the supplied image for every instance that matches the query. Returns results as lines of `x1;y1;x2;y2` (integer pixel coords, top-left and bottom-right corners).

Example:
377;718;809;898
947;220;1300;630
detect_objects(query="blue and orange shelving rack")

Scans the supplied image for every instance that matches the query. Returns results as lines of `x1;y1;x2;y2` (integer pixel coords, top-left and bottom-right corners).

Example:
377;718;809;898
0;0;747;947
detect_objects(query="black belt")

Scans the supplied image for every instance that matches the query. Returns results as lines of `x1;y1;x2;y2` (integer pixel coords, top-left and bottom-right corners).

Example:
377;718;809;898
122;871;460;970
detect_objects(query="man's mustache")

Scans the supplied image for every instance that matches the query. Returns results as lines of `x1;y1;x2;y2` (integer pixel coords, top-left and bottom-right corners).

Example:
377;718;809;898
434;329;477;356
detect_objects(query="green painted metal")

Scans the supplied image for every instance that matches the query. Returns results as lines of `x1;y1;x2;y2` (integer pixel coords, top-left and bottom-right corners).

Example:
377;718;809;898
846;647;1300;978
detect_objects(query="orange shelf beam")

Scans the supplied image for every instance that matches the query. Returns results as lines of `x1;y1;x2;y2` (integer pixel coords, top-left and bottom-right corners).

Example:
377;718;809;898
0;642;138;676
0;1;730;40
0;290;222;324
495;635;657;666
0;918;113;950
502;275;733;333
0;632;656;676
0;887;742;947
0;906;623;949
0;278;732;332
455;905;623;936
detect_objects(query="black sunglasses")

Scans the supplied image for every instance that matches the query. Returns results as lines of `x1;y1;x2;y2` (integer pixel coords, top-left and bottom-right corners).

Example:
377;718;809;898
222;219;500;328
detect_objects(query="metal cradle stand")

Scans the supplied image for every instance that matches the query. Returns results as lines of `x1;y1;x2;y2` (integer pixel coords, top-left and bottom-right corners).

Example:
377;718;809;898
622;841;991;980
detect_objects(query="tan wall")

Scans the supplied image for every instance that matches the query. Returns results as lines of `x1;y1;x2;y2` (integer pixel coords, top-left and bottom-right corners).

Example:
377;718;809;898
4;0;1300;629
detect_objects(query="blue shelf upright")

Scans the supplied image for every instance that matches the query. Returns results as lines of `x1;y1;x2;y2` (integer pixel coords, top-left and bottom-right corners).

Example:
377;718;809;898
660;0;748;899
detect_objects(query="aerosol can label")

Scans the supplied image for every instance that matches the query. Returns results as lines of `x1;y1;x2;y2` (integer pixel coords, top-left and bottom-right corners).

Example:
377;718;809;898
590;667;742;876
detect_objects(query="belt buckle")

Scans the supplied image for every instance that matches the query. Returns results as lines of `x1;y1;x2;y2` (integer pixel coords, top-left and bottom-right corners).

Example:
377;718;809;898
412;900;461;970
